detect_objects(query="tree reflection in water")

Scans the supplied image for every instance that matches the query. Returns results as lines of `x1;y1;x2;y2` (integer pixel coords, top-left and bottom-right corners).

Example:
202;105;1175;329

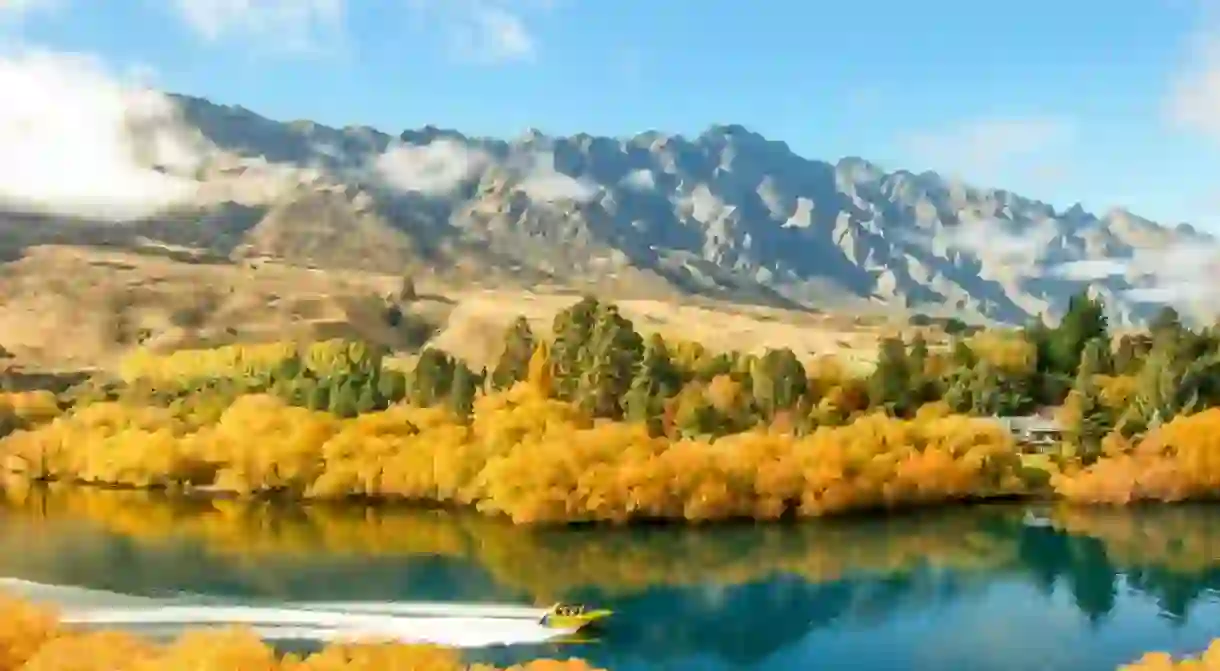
2;487;1220;668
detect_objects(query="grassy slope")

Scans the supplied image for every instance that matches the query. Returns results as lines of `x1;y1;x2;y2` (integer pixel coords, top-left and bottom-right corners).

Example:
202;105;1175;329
0;243;950;378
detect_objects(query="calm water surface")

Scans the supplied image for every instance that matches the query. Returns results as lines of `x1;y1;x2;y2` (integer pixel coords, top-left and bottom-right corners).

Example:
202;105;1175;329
3;487;1220;670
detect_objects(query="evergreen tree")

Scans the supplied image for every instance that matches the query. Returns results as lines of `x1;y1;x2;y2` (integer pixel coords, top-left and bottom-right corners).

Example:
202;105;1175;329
1113;336;1140;375
1065;378;1109;464
410;349;455;407
449;362;478;418
491;317;536;390
622;334;683;432
550;295;601;401
1150;305;1183;338
951;338;978;368
1077;337;1114;378
377;370;408;404
575;302;644;418
355;378;380;414
1049;291;1109;376
750;348;808;420
868;337;914;416
306;382;330;412
328;380;360;418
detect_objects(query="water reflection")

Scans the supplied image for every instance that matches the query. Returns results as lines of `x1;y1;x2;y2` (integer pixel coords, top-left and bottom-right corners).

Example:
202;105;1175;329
4;485;1220;670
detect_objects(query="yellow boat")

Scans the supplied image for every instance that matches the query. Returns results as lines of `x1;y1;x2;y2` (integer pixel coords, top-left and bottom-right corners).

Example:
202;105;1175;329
539;602;612;631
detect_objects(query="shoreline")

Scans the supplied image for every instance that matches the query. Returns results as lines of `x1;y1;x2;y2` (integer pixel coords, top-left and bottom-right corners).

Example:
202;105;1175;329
1;472;1187;529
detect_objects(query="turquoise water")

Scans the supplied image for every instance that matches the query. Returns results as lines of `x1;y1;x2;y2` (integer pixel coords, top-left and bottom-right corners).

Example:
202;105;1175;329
3;489;1220;670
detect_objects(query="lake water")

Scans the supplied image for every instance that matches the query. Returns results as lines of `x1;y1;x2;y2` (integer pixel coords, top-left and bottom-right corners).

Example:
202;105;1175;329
3;486;1220;670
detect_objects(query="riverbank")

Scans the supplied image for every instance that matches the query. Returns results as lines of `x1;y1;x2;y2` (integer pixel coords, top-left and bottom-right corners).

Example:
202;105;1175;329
2;292;1220;526
0;388;1039;524
4;385;1220;525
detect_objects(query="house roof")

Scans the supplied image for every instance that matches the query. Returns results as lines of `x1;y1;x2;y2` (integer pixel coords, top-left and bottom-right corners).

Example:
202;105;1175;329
992;415;1062;432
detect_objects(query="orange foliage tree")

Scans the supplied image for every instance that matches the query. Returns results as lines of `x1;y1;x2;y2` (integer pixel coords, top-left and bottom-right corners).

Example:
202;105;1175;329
0;383;1031;525
1053;408;1220;504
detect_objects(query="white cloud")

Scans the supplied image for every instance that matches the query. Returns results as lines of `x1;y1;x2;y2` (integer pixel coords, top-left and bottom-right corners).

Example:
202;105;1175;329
460;5;534;62
620;168;655;191
518;164;598;203
910;216;1056;270
372;139;491;195
169;0;344;53
1050;258;1129;280
898;117;1074;185
0;49;208;220
371;140;598;205
508;149;598;203
409;0;552;64
1166;16;1220;142
1048;240;1220;312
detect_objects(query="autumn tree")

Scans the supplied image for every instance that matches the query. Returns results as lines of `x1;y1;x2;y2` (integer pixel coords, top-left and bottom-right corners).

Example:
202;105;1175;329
526;341;554;396
665;384;722;439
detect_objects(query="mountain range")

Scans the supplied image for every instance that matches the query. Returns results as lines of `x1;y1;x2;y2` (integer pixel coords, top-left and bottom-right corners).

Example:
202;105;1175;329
3;92;1214;327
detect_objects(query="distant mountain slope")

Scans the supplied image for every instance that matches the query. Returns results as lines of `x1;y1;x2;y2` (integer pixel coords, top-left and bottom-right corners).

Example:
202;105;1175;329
6;93;1213;326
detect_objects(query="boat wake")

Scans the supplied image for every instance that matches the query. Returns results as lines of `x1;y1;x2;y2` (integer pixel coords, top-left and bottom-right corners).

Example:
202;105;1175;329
0;579;579;648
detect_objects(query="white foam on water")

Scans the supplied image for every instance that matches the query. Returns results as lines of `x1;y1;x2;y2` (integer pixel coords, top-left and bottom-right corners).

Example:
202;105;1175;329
0;578;163;608
60;606;576;648
288;601;551;619
1;579;580;648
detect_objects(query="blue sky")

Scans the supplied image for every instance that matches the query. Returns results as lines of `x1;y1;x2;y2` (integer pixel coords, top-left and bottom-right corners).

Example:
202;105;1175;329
4;0;1220;230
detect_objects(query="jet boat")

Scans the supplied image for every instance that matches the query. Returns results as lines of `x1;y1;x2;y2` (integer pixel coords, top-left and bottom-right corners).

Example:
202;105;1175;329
538;603;612;631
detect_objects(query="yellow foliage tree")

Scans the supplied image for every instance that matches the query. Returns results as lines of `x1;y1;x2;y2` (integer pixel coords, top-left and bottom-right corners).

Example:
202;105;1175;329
1;385;1030;525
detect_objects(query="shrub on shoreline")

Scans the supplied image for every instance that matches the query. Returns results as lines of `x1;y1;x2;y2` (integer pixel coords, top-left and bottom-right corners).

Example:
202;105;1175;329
0;385;1029;524
5;293;1220;522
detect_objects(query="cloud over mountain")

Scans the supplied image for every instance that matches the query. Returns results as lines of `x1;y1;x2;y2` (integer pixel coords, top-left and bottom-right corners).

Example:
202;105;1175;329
0;76;1214;326
0;49;207;220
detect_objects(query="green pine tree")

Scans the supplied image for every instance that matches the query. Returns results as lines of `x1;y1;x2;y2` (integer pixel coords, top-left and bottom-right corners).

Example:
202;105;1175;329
491;317;536;390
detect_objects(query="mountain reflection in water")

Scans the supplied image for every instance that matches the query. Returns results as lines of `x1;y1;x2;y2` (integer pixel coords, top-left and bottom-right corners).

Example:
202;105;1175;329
3;485;1220;670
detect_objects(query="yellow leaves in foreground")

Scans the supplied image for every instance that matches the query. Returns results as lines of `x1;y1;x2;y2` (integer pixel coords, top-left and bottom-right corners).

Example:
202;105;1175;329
0;592;1207;671
1053;409;1220;504
0;384;1028;524
1121;640;1220;670
0;392;60;426
0;596;601;671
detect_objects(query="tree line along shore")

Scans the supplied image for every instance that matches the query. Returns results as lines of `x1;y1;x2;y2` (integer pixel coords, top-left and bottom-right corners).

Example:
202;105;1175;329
0;293;1216;522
